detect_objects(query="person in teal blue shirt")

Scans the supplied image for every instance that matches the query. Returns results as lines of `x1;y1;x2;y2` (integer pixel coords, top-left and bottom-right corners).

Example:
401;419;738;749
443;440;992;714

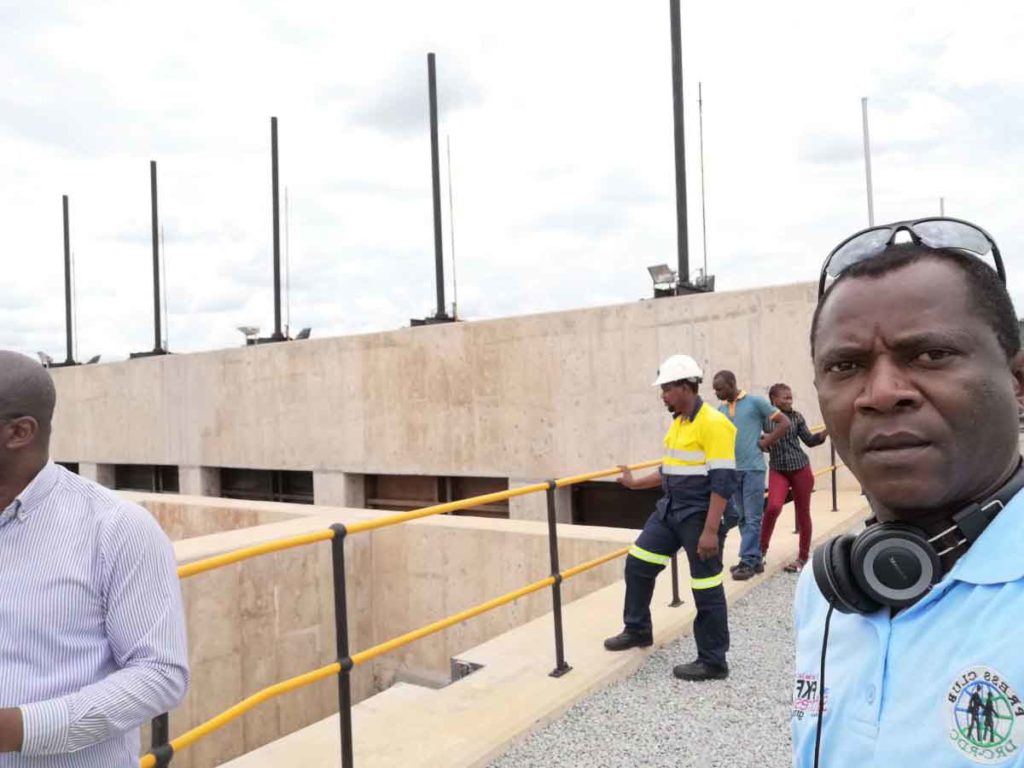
795;225;1024;767
713;371;789;580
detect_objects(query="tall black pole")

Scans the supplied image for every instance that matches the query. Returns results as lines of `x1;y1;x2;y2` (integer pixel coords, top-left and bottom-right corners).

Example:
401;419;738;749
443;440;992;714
427;53;447;319
61;195;74;365
150;161;164;353
270;116;284;340
669;0;690;287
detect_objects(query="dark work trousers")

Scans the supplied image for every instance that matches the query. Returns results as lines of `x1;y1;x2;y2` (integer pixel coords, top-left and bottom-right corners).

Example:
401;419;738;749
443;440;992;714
622;510;729;667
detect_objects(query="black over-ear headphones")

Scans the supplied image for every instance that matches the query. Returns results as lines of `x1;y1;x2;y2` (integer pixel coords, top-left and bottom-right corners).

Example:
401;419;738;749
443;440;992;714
812;461;1024;614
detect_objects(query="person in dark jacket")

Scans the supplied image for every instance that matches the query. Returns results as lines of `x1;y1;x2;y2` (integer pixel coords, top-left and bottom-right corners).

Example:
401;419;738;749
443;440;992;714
760;383;827;572
604;354;738;681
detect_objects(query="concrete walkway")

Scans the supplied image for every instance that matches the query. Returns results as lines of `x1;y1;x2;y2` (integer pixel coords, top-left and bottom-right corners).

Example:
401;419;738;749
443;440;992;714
224;485;867;768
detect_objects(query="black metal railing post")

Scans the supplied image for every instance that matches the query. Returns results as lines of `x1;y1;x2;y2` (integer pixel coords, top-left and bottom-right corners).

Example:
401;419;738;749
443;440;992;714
151;713;169;749
668;553;684;607
150;712;173;766
544;482;571;677
330;524;355;768
830;442;838;511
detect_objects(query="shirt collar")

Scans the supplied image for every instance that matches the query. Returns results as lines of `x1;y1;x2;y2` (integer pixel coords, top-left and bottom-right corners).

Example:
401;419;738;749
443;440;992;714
726;390;746;417
681;396;703;423
948;486;1024;585
1;462;61;525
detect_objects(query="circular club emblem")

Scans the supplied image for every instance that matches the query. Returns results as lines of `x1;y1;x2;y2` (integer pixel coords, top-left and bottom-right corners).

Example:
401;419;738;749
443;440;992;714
947;666;1024;764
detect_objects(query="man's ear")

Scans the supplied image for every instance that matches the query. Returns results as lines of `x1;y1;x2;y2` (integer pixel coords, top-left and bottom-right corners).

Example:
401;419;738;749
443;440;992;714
1010;351;1024;410
6;417;39;451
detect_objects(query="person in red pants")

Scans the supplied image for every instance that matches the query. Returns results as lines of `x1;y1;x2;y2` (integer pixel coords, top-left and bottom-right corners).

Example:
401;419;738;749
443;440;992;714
760;383;827;572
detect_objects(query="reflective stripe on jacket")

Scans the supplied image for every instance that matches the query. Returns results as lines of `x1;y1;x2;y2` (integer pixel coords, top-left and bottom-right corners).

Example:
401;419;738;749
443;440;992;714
657;397;739;521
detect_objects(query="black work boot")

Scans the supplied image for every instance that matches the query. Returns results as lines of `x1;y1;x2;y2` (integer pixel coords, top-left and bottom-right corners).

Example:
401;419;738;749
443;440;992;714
603;630;653;651
732;564;756;581
732;560;766;575
672;659;729;681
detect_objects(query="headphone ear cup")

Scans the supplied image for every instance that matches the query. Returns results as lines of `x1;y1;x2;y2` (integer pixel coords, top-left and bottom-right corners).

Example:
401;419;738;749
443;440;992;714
812;535;882;615
849;523;941;608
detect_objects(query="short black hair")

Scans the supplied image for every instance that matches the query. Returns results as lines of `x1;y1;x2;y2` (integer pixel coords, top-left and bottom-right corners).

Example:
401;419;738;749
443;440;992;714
811;244;1020;359
768;382;790;403
712;370;736;385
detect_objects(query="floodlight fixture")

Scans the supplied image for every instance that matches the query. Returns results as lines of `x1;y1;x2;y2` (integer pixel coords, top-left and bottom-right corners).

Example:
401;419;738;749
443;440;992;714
86;355;101;365
237;326;260;346
647;264;679;301
647;263;677;288
37;352;54;367
294;327;311;340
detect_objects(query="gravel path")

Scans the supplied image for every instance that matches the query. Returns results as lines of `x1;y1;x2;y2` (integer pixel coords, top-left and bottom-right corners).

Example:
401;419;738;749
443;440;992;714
490;570;799;768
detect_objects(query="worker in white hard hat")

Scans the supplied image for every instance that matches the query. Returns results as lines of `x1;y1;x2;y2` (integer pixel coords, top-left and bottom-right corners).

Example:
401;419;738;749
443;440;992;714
604;354;739;681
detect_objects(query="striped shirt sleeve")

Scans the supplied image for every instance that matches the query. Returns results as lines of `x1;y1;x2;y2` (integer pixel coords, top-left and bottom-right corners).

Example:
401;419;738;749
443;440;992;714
797;413;826;447
20;503;189;755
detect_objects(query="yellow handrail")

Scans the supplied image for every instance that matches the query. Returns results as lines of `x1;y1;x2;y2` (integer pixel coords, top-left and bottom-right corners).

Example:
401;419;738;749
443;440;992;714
350;544;631;667
813;462;845;479
561;545;631;579
138;662;343;768
139;544;630;767
175;459;662;579
351;576;554;666
344;482;549;534
145;447;844;764
554;460;662;488
177;529;335;579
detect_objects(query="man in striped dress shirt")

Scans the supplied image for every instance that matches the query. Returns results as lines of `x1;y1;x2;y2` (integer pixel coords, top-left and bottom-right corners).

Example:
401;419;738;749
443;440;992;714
0;351;188;766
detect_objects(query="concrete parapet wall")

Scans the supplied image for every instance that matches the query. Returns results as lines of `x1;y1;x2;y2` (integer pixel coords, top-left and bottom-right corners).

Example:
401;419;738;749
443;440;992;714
140;495;631;768
48;283;844;483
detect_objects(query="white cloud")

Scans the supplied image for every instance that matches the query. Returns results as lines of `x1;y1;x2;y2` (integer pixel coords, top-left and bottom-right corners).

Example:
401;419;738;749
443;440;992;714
2;0;1023;362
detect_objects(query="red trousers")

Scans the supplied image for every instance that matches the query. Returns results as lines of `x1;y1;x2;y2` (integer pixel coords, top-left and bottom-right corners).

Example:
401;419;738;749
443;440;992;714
760;464;814;562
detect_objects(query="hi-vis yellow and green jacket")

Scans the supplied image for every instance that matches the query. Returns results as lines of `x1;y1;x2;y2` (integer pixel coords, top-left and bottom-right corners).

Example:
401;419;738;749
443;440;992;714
655;396;739;522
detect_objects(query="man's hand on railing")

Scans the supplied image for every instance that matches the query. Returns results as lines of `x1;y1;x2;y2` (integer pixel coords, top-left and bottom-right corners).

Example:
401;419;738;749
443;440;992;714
617;465;662;490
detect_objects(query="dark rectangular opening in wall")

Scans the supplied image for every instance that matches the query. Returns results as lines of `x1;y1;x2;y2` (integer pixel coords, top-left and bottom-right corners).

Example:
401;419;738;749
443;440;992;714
364;474;509;518
219;468;314;505
113;464;180;493
56;462;79;475
572;481;662;529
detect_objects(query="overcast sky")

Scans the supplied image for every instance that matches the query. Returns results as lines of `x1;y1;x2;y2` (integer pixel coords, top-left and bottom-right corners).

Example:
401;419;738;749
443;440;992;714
2;0;1022;361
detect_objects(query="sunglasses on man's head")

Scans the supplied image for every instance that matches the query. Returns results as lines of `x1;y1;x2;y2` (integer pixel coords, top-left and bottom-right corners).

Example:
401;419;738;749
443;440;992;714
818;217;1005;298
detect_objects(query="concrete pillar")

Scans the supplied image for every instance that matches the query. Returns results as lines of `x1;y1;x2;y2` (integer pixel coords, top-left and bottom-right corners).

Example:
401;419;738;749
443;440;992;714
178;466;221;497
507;479;573;523
80;462;115;488
313;471;366;508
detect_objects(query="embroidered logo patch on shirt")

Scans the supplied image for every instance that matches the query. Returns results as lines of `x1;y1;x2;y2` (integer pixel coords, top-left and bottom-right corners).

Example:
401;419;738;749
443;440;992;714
947;666;1024;764
792;672;828;721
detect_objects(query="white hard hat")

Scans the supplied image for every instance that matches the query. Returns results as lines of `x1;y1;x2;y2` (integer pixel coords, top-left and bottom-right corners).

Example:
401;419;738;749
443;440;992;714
652;354;703;386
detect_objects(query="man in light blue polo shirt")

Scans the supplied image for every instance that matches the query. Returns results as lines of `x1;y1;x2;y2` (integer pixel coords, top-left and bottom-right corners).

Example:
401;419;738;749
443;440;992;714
713;370;789;580
794;224;1024;766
